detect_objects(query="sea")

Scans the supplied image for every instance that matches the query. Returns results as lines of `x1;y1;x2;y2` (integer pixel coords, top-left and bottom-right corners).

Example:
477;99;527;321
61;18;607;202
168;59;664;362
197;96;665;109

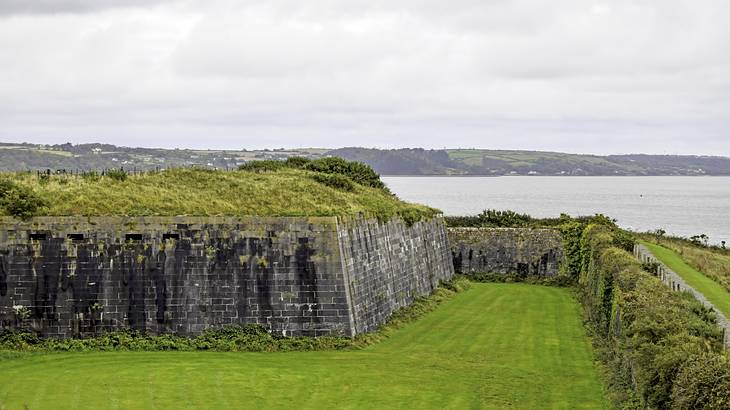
383;176;730;245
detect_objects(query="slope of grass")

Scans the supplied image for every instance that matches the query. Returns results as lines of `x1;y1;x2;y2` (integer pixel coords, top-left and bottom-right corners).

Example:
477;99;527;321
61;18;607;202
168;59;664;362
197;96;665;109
0;168;438;221
641;235;730;293
641;241;730;318
0;283;607;409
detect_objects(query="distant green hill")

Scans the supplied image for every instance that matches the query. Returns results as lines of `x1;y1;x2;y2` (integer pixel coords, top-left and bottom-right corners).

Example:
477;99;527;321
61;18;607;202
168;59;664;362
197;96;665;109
2;142;729;176
329;147;730;176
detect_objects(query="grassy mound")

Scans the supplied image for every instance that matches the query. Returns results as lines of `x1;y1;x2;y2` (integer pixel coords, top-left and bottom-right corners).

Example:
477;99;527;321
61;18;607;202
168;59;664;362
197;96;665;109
0;283;607;409
0;167;438;222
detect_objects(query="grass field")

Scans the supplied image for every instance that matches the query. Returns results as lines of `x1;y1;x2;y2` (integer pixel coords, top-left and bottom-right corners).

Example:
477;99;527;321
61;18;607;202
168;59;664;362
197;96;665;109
0;284;607;409
641;241;730;318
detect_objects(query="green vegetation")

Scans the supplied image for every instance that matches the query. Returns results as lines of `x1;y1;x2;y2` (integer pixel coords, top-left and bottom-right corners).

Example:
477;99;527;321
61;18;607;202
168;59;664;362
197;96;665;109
566;223;729;409
444;208;622;229
641;234;730;293
446;149;639;175
0;142;329;171
640;241;730;318
0;283;607;409
240;156;387;190
6;142;730;175
330;146;730;175
0;167;437;223
0;178;46;219
1;277;471;353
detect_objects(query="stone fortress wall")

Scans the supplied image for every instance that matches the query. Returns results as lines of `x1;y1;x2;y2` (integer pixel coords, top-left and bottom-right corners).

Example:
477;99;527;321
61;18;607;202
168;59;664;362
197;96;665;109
447;228;564;277
0;216;454;338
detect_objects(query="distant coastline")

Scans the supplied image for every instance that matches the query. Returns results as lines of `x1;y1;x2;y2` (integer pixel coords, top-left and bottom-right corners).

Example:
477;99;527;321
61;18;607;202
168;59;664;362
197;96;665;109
2;142;729;176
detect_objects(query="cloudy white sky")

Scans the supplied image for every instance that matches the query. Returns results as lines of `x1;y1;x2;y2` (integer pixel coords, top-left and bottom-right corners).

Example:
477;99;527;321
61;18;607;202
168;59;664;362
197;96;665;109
1;0;729;154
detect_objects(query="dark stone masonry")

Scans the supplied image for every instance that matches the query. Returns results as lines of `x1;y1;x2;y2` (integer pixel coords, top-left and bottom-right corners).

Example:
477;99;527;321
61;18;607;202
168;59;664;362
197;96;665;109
0;216;453;338
448;228;564;277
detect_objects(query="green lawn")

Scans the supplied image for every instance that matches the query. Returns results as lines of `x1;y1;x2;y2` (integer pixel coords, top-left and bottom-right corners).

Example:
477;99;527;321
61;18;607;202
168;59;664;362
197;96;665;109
0;284;607;409
641;241;730;318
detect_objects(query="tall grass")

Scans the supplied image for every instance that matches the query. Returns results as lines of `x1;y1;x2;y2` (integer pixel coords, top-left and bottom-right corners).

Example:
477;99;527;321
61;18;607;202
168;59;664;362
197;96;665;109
0;168;439;222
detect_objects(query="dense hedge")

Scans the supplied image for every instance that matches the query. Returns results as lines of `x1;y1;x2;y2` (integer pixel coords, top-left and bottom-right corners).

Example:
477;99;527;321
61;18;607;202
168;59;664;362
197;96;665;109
445;209;619;229
567;223;730;409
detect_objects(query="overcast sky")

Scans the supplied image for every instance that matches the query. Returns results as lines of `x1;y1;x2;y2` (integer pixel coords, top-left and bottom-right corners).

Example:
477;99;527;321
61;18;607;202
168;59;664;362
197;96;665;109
1;0;729;155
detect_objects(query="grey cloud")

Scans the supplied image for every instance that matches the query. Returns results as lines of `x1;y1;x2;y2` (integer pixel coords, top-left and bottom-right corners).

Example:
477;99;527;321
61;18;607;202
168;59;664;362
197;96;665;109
0;0;178;15
0;0;729;155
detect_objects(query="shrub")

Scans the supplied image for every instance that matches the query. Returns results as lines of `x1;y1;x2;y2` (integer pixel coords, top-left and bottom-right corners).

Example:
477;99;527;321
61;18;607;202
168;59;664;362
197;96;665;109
671;353;730;409
238;156;388;191
81;171;101;182
310;173;355;192
284;156;311;168
445;209;532;227
576;223;727;409
238;160;286;173
467;272;575;287
0;179;45;219
105;168;128;182
304;157;386;190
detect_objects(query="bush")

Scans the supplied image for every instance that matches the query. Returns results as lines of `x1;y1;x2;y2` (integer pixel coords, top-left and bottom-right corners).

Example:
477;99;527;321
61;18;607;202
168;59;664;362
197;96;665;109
238;156;388;191
304;157;387;190
105;168;128;182
238;160;286;173
445;210;620;229
81;171;101;182
445;209;532;227
467;272;575;287
671;353;730;409
0;179;45;219
575;223;728;409
310;173;355;192
284;156;311;168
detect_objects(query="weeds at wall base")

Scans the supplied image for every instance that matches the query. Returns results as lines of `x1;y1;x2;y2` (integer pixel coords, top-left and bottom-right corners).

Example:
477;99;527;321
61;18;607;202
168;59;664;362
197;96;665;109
465;272;575;287
0;276;471;355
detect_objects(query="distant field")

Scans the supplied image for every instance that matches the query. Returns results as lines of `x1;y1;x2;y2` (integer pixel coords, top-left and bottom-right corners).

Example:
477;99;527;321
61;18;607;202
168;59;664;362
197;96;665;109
0;284;607;409
641;241;730;318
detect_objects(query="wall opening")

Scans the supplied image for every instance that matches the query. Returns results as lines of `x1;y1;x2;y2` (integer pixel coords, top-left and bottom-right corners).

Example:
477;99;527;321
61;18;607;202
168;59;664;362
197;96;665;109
125;233;143;241
162;233;180;240
29;233;47;241
67;234;84;241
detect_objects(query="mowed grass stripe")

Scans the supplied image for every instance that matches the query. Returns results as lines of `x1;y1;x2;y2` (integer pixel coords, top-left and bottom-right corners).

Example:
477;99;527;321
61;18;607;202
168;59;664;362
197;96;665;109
641;241;730;317
0;284;607;410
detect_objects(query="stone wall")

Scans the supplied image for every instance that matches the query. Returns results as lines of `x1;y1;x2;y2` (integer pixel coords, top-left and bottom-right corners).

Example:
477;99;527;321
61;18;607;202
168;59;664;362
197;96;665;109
338;217;453;334
0;216;453;339
447;228;564;276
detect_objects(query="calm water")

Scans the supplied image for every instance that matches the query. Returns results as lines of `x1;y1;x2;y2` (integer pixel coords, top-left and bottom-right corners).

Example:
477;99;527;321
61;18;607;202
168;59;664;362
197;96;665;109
383;176;730;245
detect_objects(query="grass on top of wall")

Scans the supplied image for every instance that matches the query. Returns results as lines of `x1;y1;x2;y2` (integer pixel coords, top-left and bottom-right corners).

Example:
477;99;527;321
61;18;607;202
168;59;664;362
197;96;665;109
0;168;439;223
